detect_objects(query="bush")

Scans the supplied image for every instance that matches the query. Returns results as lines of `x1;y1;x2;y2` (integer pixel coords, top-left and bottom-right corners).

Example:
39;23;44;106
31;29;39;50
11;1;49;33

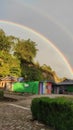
31;97;73;130
0;89;4;98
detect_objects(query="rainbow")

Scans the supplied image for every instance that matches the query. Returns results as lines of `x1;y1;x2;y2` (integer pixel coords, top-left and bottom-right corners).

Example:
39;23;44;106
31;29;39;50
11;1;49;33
0;20;73;78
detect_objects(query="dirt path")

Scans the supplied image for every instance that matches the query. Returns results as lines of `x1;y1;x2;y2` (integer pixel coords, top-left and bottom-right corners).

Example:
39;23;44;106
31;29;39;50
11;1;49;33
0;93;72;130
0;93;57;130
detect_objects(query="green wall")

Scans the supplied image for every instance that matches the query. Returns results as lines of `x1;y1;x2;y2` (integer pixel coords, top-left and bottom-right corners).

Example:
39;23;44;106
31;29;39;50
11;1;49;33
12;81;39;94
66;85;73;92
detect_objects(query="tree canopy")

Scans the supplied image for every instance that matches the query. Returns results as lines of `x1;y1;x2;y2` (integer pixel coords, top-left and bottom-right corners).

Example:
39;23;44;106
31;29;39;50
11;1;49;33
0;29;61;82
0;51;21;77
0;29;38;78
14;39;37;62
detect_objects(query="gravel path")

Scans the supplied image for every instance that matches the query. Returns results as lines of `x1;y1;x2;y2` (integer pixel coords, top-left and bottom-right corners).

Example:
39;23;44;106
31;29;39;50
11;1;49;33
0;93;71;130
0;93;55;130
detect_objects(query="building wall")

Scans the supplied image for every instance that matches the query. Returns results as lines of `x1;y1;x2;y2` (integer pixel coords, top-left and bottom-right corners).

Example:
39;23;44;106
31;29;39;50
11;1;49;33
39;82;52;94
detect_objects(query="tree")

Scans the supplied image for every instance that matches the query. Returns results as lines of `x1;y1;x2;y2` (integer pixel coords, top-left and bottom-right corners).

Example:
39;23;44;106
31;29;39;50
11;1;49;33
21;64;43;81
0;29;11;52
0;51;21;77
14;39;38;62
41;64;52;72
0;29;60;81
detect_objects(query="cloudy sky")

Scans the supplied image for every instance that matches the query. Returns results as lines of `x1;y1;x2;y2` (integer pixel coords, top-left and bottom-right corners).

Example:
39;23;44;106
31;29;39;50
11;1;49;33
0;0;73;79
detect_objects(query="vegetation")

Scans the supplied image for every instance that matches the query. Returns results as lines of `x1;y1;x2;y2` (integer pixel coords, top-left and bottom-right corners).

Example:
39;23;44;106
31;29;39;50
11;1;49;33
31;97;73;130
0;51;21;77
14;39;37;62
0;89;4;98
0;29;62;82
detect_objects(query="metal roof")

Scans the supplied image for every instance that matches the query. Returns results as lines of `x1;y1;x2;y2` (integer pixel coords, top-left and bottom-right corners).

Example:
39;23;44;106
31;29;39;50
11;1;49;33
56;80;73;85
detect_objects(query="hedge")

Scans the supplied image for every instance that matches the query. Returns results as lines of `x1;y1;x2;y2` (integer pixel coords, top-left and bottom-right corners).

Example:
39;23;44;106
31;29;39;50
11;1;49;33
31;97;73;130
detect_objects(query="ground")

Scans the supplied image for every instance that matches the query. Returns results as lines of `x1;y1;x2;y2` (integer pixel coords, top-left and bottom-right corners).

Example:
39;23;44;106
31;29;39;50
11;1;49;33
0;92;71;130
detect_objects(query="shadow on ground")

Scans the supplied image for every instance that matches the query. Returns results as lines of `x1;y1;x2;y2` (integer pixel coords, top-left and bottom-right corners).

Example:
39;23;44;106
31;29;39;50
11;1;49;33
0;96;17;102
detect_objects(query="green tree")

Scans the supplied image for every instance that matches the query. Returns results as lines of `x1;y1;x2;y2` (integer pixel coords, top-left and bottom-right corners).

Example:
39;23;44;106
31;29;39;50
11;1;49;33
0;51;21;77
0;29;11;52
41;64;52;72
14;39;38;62
0;29;60;81
21;64;43;81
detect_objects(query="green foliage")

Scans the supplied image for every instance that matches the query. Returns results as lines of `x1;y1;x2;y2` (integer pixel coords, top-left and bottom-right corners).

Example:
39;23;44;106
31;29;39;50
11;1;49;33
21;64;44;81
0;29;12;52
0;29;58;81
14;39;37;62
0;51;21;77
31;97;73;130
41;64;52;72
0;89;4;98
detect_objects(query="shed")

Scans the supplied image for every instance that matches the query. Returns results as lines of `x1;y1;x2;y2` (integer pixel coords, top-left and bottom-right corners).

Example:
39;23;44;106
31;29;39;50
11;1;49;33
56;79;73;94
0;76;17;90
39;81;55;94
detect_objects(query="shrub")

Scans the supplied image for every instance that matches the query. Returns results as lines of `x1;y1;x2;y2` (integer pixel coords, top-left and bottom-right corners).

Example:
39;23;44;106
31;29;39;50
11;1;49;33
0;89;4;98
31;97;73;130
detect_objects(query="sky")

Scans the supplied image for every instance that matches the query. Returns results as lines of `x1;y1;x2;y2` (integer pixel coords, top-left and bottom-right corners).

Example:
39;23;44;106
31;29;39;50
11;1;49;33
0;0;73;79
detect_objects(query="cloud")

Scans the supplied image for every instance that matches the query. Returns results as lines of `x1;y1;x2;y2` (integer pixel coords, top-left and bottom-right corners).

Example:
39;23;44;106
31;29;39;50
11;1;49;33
0;0;73;79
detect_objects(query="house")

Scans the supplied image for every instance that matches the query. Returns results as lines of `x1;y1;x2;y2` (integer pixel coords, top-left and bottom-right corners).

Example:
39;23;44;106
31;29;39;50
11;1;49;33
12;80;58;94
0;76;17;90
39;81;56;94
12;80;55;94
55;79;73;94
